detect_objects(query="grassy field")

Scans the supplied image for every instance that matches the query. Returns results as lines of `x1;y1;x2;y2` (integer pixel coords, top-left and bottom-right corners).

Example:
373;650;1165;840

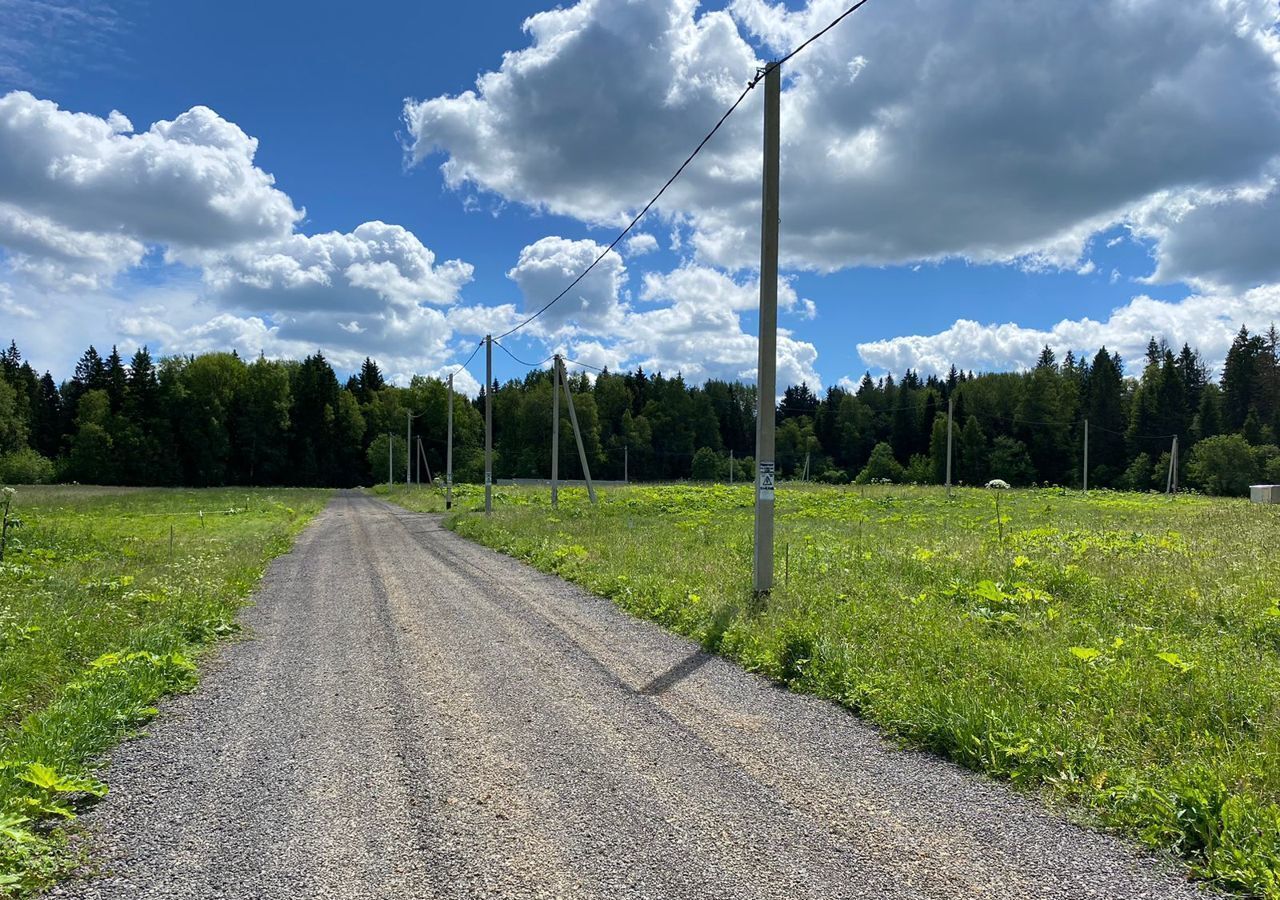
0;486;328;895
381;480;1280;897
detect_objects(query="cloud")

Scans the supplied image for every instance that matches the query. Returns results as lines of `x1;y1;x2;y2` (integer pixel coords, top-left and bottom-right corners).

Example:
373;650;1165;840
196;221;474;312
0;0;124;92
1135;176;1280;293
856;285;1280;378
507;236;628;333
405;0;1280;280
624;232;659;256
561;262;821;389
0;91;302;285
0;91;487;384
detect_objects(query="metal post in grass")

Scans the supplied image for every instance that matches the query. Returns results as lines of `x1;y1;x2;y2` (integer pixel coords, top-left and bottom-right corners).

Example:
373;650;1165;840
752;62;781;595
946;397;954;497
560;358;597;504
1083;419;1089;493
485;334;493;514
446;374;454;510
552;354;561;508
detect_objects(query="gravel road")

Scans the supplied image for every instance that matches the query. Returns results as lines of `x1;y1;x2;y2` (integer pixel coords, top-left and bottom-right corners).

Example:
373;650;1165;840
54;492;1212;899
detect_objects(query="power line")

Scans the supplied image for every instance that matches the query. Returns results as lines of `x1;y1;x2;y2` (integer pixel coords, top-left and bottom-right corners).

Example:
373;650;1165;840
447;339;484;380
494;0;876;342
775;0;873;69
492;339;554;369
561;356;605;373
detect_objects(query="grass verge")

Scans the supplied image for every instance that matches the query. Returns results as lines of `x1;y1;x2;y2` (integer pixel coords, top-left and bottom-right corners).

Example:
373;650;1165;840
0;486;328;895
382;480;1280;897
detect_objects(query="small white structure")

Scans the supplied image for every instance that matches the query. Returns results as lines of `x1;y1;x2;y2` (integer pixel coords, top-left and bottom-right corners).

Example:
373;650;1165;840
985;479;1011;490
1250;484;1280;504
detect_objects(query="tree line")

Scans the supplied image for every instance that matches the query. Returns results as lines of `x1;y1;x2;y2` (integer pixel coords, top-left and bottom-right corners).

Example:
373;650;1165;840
0;326;1278;495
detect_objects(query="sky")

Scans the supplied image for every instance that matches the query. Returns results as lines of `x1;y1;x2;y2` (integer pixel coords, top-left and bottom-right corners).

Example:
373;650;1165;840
1;0;1278;395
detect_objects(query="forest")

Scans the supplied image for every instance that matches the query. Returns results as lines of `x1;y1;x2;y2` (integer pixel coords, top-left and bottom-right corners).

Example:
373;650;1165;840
0;326;1278;496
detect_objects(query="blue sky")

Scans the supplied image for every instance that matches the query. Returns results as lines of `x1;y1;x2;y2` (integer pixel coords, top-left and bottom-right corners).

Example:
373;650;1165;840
0;0;1277;393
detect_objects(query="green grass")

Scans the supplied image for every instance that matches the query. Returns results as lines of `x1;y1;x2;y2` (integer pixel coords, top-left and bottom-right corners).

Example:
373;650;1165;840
383;480;1280;897
0;486;328;895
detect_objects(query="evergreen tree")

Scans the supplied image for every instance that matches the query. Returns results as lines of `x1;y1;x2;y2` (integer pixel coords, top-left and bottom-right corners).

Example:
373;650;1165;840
1222;326;1265;430
105;346;127;413
32;373;61;458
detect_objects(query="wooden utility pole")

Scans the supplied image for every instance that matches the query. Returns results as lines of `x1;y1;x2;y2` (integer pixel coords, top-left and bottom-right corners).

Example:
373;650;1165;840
946;397;954;497
752;62;780;595
552;354;561;508
446;374;454;510
484;334;493;514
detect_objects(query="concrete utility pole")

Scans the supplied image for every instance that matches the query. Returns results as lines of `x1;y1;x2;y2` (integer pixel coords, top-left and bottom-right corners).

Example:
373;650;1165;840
405;410;412;486
485;334;493;515
446;374;454;510
1083;419;1089;493
624;444;628;484
387;432;393;486
552;354;561;508
559;357;597;504
752;62;781;595
1167;435;1179;495
946;397;954;497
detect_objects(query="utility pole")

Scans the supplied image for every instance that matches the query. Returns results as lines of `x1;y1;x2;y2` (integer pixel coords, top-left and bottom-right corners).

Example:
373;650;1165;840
559;357;597;504
405;410;412;486
624;444;628;484
946;397;954;497
415;435;420;484
485;334;493;514
730;449;734;484
1083;419;1089;493
752;62;781;595
552;354;561;508
1167;435;1179;495
446;374;454;510
387;431;392;486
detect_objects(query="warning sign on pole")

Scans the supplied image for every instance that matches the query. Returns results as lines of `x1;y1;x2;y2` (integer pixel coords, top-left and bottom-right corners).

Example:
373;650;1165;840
758;461;775;500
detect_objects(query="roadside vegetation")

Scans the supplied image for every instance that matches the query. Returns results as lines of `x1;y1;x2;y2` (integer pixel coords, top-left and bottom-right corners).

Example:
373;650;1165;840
0;486;327;896
385;481;1280;897
5;327;1280;495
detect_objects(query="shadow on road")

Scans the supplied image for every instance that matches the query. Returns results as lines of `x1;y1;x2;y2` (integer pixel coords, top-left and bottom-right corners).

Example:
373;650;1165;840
637;649;714;696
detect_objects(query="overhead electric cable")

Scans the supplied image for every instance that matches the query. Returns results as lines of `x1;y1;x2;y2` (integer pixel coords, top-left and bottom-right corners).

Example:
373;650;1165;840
491;339;555;369
494;0;874;342
447;339;485;380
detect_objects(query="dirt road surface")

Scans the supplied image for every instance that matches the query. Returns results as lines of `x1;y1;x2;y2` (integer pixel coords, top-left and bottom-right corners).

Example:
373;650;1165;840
54;492;1210;899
